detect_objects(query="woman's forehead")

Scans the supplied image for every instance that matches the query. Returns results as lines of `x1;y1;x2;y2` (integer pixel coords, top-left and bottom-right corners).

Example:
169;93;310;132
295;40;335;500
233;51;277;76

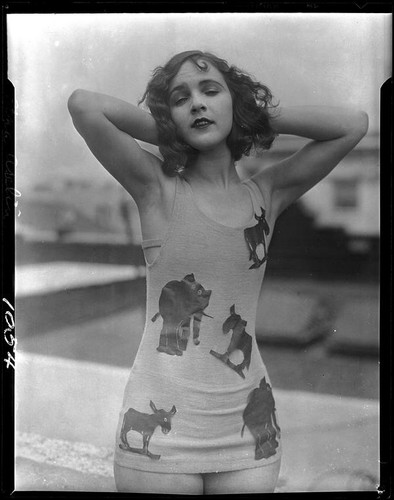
169;59;227;91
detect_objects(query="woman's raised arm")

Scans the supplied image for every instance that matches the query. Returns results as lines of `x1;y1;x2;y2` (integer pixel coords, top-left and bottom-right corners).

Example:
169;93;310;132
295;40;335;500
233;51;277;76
68;89;162;200
253;105;369;218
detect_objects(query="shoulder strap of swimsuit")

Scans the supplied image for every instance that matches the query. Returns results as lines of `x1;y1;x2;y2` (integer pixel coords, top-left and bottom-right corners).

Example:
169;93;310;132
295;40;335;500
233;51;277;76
242;178;267;213
177;175;191;196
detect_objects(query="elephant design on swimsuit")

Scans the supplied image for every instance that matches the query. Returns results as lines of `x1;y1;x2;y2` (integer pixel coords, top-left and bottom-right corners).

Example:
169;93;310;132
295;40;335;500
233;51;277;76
241;377;281;460
244;207;270;269
152;273;213;356
210;304;252;378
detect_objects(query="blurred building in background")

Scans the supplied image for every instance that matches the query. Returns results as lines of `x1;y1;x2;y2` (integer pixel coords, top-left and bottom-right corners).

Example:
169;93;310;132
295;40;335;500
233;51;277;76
16;175;142;244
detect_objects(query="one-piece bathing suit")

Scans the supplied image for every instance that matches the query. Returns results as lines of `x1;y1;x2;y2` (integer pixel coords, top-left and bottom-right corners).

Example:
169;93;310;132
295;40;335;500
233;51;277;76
114;176;282;474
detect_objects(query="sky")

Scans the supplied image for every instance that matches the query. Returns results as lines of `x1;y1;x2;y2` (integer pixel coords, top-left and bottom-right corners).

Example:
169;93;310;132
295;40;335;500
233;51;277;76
7;13;392;192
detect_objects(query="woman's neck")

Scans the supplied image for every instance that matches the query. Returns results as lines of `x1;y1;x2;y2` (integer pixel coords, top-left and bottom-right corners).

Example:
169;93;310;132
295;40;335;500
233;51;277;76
185;147;240;190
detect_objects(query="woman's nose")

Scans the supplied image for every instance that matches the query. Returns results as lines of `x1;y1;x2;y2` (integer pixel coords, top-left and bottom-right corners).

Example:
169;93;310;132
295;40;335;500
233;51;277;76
191;96;207;113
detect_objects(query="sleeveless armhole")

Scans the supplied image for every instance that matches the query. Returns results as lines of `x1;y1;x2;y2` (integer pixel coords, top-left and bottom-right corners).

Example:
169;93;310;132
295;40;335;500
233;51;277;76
140;176;180;267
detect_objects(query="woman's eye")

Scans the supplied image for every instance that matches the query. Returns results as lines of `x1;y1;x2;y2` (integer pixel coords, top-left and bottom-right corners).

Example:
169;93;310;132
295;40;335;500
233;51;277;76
175;96;187;105
205;89;219;96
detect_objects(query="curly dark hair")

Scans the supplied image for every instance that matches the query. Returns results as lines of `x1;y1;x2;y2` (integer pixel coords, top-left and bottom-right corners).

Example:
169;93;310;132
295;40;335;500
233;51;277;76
140;50;278;176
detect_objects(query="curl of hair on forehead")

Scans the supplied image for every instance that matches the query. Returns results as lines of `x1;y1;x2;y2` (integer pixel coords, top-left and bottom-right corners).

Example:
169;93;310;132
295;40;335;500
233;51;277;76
139;50;279;177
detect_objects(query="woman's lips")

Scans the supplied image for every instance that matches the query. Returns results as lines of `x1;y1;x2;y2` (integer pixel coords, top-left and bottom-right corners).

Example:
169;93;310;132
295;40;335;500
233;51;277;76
191;118;213;129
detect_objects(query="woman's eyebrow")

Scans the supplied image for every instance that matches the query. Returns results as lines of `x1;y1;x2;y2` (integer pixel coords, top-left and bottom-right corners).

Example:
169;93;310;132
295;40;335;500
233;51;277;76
198;79;225;89
169;84;187;97
169;79;225;97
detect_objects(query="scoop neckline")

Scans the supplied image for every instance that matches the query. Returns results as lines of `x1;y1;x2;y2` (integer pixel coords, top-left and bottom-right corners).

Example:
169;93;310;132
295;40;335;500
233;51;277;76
181;177;258;232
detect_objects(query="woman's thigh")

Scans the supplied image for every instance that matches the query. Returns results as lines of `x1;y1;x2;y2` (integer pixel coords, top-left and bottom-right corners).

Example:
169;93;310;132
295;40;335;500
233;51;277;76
203;459;281;495
114;463;204;495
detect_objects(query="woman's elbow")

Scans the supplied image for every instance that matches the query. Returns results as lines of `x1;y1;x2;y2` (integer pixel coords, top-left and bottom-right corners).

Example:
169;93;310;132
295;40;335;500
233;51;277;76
67;89;89;116
354;110;369;138
344;109;369;145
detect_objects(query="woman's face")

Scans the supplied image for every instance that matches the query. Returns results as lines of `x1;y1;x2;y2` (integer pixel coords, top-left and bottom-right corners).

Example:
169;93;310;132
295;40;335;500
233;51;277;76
168;59;233;153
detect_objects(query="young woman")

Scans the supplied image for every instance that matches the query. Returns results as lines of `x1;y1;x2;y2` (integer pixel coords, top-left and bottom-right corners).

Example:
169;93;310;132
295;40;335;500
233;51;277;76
68;50;368;495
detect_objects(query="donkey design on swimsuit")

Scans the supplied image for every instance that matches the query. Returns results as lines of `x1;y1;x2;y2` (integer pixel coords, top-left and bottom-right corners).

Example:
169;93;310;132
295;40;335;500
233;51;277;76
244;207;270;269
241;377;280;460
119;400;177;460
210;304;252;378
152;273;213;356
